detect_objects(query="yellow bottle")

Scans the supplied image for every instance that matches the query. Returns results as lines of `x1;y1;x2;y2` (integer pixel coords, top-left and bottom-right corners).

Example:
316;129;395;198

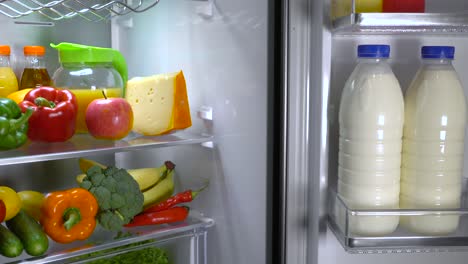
332;0;383;19
0;45;18;97
356;0;383;13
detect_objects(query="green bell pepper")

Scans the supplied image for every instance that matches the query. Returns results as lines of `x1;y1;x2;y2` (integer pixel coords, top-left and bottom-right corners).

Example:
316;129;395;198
0;98;33;150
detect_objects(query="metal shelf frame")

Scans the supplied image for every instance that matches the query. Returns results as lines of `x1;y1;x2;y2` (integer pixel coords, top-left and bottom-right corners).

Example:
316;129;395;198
0;0;160;21
332;0;468;34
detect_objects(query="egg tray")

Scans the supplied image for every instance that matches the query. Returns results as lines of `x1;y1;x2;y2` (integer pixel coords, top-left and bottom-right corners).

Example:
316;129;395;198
0;0;159;21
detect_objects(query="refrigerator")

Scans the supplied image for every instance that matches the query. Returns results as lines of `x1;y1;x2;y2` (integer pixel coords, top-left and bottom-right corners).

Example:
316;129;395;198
0;0;275;263
1;0;468;263
307;0;468;264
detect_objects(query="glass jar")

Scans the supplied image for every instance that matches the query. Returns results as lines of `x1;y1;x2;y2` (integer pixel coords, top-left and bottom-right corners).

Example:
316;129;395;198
51;43;127;134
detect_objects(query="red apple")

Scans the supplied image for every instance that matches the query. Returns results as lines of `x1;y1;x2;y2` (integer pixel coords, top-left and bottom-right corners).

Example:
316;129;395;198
85;96;133;140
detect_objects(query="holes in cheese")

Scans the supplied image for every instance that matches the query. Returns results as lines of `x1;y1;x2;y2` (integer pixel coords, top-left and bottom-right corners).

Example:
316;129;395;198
126;70;192;136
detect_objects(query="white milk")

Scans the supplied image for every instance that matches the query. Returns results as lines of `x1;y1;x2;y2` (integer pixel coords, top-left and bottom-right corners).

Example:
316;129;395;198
338;45;404;236
400;46;467;235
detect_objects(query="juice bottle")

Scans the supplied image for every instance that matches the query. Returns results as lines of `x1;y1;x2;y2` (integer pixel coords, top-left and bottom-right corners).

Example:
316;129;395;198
0;45;18;97
338;45;404;236
400;46;466;235
19;46;52;90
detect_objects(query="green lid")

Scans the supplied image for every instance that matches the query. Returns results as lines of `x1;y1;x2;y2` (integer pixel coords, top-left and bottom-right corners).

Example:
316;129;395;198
50;42;128;86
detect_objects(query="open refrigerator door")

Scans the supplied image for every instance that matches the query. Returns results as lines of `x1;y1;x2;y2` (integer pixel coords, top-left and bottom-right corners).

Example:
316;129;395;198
291;0;468;263
0;0;274;263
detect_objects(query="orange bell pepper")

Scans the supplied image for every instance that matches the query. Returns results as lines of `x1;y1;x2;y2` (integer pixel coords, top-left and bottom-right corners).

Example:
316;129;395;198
40;188;98;244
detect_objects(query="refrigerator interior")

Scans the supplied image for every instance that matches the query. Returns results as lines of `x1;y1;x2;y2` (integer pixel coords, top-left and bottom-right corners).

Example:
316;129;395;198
315;0;468;263
0;0;271;263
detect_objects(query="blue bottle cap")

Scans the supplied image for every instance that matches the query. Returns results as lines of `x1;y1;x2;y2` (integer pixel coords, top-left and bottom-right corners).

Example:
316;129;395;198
421;46;455;59
357;45;390;58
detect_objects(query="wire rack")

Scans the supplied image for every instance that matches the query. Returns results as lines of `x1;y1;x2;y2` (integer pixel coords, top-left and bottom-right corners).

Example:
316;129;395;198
0;0;160;22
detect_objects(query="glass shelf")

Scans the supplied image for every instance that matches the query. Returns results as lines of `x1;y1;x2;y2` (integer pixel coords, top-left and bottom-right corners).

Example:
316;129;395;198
0;132;213;166
333;12;468;35
1;211;214;263
328;190;468;253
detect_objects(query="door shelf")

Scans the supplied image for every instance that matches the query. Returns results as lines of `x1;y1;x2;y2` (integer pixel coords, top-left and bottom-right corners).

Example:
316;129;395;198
1;211;214;263
328;190;468;254
0;0;159;22
0;132;213;166
333;11;468;35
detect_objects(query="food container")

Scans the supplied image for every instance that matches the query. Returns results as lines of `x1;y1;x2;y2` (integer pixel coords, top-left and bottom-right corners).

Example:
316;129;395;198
51;42;127;134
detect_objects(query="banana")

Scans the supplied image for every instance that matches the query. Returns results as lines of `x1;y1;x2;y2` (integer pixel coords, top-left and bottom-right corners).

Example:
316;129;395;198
142;169;175;208
78;158;106;173
127;166;168;191
76;159;176;191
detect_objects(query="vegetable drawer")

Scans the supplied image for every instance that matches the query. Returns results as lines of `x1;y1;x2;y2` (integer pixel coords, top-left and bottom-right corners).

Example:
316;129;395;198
0;211;214;264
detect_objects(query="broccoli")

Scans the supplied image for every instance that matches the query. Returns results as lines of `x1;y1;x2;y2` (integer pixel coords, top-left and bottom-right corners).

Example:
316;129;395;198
80;165;144;231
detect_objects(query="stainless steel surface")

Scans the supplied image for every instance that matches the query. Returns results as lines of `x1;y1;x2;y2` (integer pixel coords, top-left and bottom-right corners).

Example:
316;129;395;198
284;0;316;263
280;0;289;263
0;132;211;166
0;0;160;21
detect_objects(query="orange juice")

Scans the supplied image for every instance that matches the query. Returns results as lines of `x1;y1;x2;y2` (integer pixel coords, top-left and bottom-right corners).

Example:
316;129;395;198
0;67;18;97
67;88;123;133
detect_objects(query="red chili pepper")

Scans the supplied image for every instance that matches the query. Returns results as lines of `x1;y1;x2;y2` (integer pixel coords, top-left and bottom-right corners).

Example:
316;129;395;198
19;87;78;142
0;200;5;222
143;186;206;213
125;206;189;227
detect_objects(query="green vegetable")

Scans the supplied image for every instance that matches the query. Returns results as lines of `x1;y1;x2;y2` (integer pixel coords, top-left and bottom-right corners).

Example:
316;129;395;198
0;224;23;258
86;247;169;264
6;210;49;256
0;98;33;150
80;165;144;231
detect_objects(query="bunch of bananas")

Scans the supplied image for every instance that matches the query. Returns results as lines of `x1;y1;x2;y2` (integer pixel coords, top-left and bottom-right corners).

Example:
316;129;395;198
76;158;175;208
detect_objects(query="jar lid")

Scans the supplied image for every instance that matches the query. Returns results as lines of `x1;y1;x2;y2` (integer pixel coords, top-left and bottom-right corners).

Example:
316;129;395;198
357;45;390;58
24;46;45;56
421;46;455;59
0;45;10;56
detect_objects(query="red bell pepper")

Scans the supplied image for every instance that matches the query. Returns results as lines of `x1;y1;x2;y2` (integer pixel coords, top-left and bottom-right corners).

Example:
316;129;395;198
124;206;189;227
19;87;78;142
0;200;5;222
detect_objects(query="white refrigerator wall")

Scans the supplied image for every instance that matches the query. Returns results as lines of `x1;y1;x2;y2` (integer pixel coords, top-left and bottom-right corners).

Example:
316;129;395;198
0;14;110;78
112;0;269;264
320;35;468;263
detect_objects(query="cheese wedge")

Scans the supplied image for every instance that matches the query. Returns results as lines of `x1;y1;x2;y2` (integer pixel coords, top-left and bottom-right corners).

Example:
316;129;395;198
126;71;192;136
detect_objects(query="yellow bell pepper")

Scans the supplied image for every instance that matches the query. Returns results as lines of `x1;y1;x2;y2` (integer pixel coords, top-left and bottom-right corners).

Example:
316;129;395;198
7;89;32;104
17;191;45;221
0;186;21;221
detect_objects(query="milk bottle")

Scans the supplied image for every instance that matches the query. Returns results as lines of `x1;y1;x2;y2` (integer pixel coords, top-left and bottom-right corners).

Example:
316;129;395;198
400;46;466;235
338;45;404;236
